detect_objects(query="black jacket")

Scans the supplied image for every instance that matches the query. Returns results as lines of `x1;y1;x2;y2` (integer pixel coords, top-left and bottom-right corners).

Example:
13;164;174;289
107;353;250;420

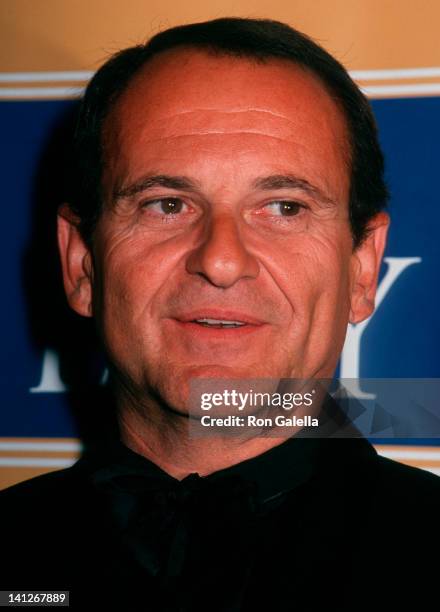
1;435;439;611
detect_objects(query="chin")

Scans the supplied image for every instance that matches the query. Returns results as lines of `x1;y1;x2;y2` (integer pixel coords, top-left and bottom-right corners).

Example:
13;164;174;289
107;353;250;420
148;364;252;417
182;364;257;379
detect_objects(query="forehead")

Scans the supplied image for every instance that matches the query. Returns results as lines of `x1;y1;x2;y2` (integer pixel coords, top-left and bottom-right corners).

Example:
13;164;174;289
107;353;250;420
103;48;350;197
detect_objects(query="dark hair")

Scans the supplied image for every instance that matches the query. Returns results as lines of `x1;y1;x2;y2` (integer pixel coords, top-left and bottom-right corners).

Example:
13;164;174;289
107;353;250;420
67;17;388;248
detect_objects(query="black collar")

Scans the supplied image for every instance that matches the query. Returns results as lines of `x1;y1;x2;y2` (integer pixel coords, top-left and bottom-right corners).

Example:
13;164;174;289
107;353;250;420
76;393;375;507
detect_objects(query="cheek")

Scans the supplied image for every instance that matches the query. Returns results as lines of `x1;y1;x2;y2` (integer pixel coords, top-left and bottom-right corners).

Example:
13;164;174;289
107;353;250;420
289;236;352;369
92;228;150;324
262;229;352;317
94;226;184;326
303;240;353;344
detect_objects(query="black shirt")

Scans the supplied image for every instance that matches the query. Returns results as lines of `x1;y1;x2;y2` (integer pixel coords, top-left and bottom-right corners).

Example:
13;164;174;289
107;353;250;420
1;433;439;611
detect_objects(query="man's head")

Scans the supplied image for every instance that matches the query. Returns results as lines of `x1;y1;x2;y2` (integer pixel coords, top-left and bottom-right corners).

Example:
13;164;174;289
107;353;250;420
58;18;389;413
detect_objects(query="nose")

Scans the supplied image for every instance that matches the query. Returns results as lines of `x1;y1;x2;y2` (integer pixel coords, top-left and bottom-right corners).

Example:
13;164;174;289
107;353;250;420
185;214;259;288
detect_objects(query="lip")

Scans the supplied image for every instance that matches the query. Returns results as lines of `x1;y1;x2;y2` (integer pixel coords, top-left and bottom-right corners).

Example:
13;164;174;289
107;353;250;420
170;320;265;338
168;309;267;338
173;309;266;326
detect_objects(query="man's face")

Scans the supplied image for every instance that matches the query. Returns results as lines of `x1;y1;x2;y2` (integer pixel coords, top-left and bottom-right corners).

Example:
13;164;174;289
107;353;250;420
60;49;387;412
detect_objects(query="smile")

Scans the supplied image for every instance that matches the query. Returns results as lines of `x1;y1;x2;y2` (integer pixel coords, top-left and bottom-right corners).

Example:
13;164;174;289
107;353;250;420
169;309;267;338
193;319;246;328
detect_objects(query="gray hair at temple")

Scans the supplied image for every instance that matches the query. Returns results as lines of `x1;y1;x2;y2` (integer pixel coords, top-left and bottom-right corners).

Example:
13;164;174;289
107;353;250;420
65;17;389;248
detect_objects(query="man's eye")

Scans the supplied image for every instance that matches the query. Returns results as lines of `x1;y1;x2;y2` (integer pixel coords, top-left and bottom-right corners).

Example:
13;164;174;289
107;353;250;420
265;201;304;216
142;198;186;214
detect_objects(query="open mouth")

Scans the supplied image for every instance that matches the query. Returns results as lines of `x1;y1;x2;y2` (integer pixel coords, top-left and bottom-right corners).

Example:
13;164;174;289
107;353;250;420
171;310;265;335
192;318;247;329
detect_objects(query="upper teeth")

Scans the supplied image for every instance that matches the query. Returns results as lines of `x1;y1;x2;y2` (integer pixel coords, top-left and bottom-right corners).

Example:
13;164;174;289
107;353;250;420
195;318;245;326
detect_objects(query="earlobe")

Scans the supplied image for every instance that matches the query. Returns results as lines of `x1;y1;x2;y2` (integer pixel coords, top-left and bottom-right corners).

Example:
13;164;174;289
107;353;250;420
57;204;94;318
349;212;390;324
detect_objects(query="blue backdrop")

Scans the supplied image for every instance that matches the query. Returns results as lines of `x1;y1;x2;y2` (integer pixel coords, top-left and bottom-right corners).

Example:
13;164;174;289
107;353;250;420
1;97;439;440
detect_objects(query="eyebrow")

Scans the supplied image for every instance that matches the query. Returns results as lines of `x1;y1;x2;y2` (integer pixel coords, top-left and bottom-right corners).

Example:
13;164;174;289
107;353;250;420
114;173;336;207
252;174;336;207
114;175;200;200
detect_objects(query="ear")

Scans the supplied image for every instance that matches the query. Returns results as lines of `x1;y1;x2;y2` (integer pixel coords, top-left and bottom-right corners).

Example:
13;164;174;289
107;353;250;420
57;204;94;317
349;212;390;324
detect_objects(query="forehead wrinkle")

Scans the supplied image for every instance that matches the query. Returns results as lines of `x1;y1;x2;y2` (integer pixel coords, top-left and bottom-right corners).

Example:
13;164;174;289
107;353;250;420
107;97;350;205
129;107;333;134
119;131;344;149
133;131;306;140
107;130;348;206
141;108;303;123
119;107;349;158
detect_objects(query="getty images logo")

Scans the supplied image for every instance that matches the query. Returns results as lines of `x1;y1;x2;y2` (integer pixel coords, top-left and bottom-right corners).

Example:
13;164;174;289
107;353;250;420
30;257;421;399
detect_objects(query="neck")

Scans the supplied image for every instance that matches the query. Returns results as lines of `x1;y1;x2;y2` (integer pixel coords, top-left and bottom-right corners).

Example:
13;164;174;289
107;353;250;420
116;380;324;480
116;391;295;480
